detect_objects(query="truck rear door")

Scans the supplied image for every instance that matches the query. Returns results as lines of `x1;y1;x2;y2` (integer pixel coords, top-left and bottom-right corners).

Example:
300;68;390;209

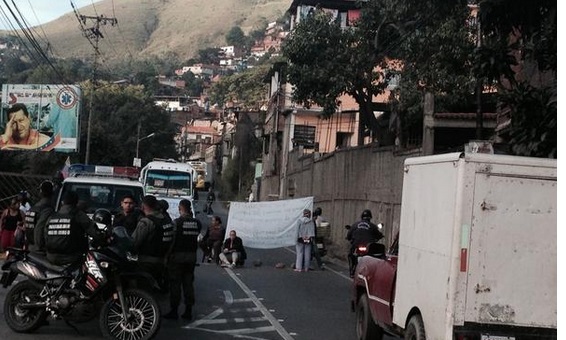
464;172;556;329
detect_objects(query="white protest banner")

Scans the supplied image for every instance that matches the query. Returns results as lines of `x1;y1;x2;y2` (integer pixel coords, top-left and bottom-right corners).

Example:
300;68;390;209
226;196;313;249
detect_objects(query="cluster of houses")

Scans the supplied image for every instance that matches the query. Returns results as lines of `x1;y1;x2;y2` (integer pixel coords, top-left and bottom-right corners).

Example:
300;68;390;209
169;0;491;200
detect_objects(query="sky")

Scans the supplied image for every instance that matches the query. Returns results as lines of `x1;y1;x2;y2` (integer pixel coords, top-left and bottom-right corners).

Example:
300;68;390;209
0;0;102;30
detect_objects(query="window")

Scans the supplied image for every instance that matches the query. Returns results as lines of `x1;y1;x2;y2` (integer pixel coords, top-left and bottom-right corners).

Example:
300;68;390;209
293;125;316;149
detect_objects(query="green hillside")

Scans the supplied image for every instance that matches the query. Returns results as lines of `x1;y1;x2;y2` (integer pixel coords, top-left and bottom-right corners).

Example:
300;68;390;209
8;0;290;61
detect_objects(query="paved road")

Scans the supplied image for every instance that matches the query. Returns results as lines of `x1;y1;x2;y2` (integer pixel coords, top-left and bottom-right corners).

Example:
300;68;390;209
0;196;369;340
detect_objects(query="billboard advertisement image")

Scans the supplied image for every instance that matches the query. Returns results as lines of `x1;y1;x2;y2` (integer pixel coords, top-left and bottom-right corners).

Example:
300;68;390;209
0;84;81;152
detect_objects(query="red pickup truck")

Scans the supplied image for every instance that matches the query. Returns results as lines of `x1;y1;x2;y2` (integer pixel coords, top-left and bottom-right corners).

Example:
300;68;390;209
350;236;403;340
350;152;557;340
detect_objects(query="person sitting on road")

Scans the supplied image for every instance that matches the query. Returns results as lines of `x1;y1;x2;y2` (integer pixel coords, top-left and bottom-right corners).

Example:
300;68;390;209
219;230;246;268
199;215;224;264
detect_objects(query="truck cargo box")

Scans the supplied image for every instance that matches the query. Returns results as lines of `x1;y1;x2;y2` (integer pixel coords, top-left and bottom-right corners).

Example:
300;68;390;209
393;153;556;339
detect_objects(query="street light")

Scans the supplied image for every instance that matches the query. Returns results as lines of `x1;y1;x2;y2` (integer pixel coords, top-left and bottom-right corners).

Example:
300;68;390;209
135;131;156;167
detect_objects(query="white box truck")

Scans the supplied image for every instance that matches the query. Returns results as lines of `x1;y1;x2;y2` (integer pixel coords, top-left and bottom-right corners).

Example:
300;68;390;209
351;152;556;340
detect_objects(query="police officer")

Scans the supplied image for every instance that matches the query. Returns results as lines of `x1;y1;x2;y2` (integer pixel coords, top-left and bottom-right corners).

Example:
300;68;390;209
163;199;201;320
346;209;383;277
25;181;55;253
132;195;175;290
158;199;173;223
45;191;106;266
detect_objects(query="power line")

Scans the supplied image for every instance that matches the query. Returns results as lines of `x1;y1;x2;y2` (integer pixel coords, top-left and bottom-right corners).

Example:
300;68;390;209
70;1;117;164
1;1;70;84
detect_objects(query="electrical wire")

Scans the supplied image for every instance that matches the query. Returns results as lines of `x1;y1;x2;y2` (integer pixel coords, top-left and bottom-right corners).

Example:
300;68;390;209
6;0;71;84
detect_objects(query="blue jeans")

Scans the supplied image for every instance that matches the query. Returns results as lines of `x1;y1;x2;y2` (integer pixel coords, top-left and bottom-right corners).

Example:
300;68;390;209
295;243;312;271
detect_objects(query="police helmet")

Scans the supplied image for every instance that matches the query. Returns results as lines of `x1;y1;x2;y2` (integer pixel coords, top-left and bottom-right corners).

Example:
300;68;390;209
361;209;372;220
93;208;112;228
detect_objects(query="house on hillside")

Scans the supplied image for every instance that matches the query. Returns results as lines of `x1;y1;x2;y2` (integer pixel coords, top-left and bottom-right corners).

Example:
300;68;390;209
250;22;289;57
177;119;221;162
174;64;216;78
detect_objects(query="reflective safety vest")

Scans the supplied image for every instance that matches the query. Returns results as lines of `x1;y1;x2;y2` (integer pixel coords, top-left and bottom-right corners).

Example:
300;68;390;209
24;201;53;245
144;215;175;257
172;216;201;253
45;212;87;255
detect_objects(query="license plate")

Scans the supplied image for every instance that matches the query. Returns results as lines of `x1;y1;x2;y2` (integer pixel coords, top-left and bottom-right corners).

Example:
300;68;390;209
317;243;324;249
481;335;515;340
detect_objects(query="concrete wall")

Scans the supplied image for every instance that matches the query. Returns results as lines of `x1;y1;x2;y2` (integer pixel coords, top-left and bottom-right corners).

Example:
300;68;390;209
282;144;422;260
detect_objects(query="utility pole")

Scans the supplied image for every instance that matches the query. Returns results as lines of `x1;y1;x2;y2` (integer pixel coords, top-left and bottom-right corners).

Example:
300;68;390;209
81;15;117;164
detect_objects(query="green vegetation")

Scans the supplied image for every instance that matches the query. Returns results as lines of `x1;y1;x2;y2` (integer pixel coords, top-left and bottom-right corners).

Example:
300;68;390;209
282;0;556;157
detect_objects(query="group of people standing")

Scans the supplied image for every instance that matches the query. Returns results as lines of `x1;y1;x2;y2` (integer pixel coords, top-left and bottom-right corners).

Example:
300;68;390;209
0;185;50;256
0;182;205;321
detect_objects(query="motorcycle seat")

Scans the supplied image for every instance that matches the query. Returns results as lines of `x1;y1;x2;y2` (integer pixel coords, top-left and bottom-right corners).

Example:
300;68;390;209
27;252;73;274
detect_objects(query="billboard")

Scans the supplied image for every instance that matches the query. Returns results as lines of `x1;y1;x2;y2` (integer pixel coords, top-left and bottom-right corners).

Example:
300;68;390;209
1;84;81;152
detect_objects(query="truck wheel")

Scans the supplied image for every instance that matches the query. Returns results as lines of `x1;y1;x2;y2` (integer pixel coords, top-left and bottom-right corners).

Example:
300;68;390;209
405;314;426;340
356;294;383;340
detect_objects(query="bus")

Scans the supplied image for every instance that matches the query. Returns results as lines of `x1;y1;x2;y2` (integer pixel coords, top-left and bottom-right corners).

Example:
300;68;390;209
139;159;196;219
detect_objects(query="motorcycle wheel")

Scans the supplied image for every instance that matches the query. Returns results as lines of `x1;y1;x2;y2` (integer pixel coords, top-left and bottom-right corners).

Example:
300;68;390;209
356;293;383;340
3;280;48;333
99;288;161;340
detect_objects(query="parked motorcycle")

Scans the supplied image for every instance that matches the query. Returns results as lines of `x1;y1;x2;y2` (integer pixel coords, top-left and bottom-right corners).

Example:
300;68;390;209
1;226;161;340
346;223;384;278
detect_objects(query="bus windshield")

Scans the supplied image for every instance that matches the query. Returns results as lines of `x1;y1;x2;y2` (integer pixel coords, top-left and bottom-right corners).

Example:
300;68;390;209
145;170;192;197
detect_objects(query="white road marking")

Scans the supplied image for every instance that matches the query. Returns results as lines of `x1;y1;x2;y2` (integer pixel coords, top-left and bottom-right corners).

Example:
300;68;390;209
225;268;295;340
197;316;268;324
185;308;224;328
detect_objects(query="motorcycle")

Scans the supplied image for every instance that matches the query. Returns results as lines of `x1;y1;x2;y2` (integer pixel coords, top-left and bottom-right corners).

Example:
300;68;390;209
346;223;384;278
0;226;161;340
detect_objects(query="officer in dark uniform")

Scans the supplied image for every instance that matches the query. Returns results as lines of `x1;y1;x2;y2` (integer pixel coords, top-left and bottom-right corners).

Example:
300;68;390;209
163;199;201;320
346;209;383;277
158;199;173;224
112;194;143;236
45;191;106;266
25;181;55;253
132;195;175;290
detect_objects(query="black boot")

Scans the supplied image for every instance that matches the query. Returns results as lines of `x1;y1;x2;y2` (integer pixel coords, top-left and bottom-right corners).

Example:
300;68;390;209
163;308;178;320
181;307;192;320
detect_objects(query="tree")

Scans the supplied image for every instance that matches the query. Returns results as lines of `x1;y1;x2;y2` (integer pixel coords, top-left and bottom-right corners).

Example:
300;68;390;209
282;8;391;145
477;0;556;157
208;65;270;110
182;71;204;97
79;81;177;166
226;26;246;49
197;48;220;65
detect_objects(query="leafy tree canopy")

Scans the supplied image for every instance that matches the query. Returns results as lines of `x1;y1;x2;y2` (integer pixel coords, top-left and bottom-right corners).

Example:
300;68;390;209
226;26;247;48
282;7;391;144
79;81;177;166
209;64;270;111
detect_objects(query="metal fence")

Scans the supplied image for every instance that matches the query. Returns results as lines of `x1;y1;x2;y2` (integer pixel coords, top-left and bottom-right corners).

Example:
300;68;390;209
0;172;53;210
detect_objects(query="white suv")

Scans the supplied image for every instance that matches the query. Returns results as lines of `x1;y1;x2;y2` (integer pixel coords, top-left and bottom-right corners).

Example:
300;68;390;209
56;166;144;216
